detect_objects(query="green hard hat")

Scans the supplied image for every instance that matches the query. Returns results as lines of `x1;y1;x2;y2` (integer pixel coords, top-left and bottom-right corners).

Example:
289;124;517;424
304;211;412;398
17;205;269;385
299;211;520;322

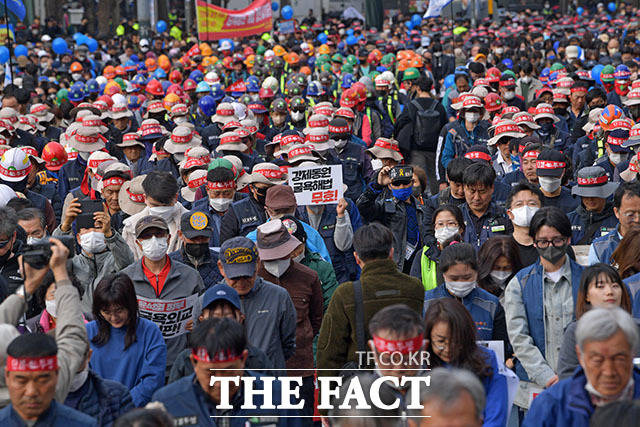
341;63;354;74
256;45;266;55
346;54;358;66
601;64;615;82
381;53;395;65
550;62;565;72
208;158;234;172
56;88;68;105
331;53;343;63
402;67;420;81
502;69;517;79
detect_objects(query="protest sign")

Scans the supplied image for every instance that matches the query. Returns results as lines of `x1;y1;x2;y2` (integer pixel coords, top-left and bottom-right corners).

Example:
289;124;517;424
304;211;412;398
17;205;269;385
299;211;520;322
196;0;273;41
287;164;343;206
138;294;199;339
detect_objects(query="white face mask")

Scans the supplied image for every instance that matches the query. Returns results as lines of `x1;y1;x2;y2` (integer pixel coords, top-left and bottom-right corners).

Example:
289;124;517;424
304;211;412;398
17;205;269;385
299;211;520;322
292;252;305;263
209;197;233;212
291;111;305;122
371;158;383;171
504;91;515;100
139;236;168;261
510;205;539;227
609;152;628;165
522;76;532;84
71;73;82;81
332;138;348;149
490;270;512;284
69;368;89;392
148;205;176;222
45;299;57;318
26;235;47;245
174;116;187;124
80;231;107;254
495;48;504;55
263;258;291;278
434;226;459;245
465;112;480;123
445;280;476;298
538;176;562;193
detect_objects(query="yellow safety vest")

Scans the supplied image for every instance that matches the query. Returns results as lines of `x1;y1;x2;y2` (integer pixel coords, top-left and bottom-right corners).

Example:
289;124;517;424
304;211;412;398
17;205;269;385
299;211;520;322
420;246;438;291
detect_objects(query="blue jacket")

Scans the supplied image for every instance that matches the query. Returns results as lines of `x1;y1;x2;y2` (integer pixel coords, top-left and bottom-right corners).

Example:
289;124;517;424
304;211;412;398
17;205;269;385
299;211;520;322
567;203;618;245
460;202;513;249
152;372;303;426
191;192;248;247
296;199;362;283
624;272;640;317
246;219;331;263
514;258;583;381
169;246;222;289
589;225;621;265
441;119;490;170
0;400;97;426
64;370;134;427
58;157;87;199
523;367;640;427
87;317;167;407
424;285;504;341
541;186;580;213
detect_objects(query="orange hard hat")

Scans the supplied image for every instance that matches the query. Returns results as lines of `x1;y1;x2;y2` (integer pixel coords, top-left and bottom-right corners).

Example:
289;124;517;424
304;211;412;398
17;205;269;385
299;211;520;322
244;54;255;68
285;52;300;65
299;66;311;76
199;42;213;57
145;58;157;72
104;80;122;96
397;50;410;61
410;57;423;68
70;62;82;73
114;65;126;76
318;44;330;55
158;55;171;71
163;93;181;111
103;65;116;79
397;58;411;72
273;45;286;56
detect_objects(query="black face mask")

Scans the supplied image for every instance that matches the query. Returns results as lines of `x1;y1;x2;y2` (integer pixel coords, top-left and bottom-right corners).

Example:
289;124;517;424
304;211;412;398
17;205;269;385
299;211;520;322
185;242;209;259
3;178;27;194
253;186;267;206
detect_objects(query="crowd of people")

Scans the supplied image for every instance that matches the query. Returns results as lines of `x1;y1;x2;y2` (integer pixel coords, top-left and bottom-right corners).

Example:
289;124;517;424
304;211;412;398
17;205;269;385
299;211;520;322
3;2;640;426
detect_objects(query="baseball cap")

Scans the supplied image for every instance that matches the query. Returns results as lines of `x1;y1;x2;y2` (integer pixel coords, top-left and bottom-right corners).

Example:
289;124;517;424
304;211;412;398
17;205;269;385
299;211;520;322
202;283;242;311
134;215;169;238
180;211;213;239
219;236;258;279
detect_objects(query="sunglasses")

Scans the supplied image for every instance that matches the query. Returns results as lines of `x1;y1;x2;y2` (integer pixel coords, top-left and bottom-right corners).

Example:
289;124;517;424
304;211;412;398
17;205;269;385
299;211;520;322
0;239;11;248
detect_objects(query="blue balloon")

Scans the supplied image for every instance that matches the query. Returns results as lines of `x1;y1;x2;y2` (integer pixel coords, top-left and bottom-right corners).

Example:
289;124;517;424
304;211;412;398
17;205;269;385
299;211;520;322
553;40;560;53
86;37;98;53
444;74;455;89
608;2;616;12
281;5;293;20
77;34;88;46
14;44;27;57
271;1;279;11
317;32;327;43
411;13;422;27
347;29;354;36
0;46;8;65
406;21;414;30
156;20;167;33
52;37;68;55
72;32;84;42
576;6;584;15
346;35;357;46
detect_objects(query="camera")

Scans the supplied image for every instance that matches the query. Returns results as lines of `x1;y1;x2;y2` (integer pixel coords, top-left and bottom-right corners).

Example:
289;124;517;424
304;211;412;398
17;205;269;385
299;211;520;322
389;166;414;186
22;236;76;269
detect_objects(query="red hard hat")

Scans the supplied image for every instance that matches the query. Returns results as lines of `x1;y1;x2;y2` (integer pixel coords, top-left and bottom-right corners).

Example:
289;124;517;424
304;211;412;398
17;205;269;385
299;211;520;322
97;95;114;108
166;83;186;99
41;141;68;171
146;78;164;96
169;70;183;85
183;78;197;92
259;87;275;99
486;67;501;83
484;93;503;112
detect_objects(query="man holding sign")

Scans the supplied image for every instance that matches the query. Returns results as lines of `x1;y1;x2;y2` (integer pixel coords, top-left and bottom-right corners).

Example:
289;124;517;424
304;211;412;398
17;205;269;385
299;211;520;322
357;165;428;273
121;215;204;374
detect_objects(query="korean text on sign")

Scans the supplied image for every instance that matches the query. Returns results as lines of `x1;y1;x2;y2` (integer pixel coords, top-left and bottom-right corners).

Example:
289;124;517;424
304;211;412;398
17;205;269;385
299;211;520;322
138;294;199;339
287;164;344;206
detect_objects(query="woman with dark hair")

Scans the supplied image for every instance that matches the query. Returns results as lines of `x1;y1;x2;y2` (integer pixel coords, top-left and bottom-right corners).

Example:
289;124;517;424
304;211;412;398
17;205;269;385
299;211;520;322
410;204;466;290
557;264;634;380
611;228;640;280
424;298;508;427
87;273;167;407
504;206;584;412
424;241;510;359
477;237;523;299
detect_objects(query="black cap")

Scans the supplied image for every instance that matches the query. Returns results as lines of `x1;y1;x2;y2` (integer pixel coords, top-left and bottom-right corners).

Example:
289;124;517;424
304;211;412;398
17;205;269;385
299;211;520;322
180;211;213;239
536;148;566;178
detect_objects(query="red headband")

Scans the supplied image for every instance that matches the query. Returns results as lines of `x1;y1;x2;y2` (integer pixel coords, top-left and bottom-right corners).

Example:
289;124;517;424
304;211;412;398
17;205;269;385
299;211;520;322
495;123;522;135
536;160;566;169
171;132;194;144
372;334;424;354
309;118;329;127
523;150;540;159
306;133;329;143
255;168;283;179
20;147;38;157
221;134;242;145
207;180;235;190
329;125;349;133
188;175;207;189
140;125;163;136
76;134;104;145
88;157;110;169
31;104;48;114
577;175;608;185
6;355;58;372
288;147;313;158
281;134;304;146
127;188;145;203
631;128;640;138
607;136;627;145
192;347;241;363
217;108;234;116
83;119;104;128
570;86;588;93
465;151;492;162
374;139;400;152
102;176;126;188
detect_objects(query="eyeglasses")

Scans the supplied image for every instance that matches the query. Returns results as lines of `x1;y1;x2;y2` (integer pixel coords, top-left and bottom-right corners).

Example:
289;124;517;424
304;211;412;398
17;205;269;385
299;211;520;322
535;237;567;248
0;239;10;248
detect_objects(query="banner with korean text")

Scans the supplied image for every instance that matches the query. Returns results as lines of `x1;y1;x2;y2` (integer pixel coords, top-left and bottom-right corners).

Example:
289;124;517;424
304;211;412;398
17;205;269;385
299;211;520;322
196;0;273;41
288;164;344;206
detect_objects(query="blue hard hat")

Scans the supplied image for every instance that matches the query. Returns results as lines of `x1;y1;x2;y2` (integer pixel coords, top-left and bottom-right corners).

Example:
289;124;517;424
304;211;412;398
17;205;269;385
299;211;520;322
161;80;171;93
189;70;204;83
307;81;324;97
132;73;147;86
128;94;143;109
196;81;211;94
68;86;85;102
502;58;513;69
198;95;217;117
341;73;356;89
153;68;167;79
246;80;260;93
86;78;99;93
210;82;224;101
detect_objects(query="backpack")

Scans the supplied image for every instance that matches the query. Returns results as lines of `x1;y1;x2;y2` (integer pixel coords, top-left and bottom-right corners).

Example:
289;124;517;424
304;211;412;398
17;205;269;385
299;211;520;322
412;99;441;150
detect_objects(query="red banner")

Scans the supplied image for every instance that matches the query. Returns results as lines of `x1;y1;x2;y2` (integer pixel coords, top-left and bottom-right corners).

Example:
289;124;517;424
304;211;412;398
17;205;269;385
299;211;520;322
196;0;273;41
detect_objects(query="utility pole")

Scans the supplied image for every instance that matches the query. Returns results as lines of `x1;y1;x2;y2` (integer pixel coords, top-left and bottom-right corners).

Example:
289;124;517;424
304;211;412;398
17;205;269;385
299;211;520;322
137;0;152;38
